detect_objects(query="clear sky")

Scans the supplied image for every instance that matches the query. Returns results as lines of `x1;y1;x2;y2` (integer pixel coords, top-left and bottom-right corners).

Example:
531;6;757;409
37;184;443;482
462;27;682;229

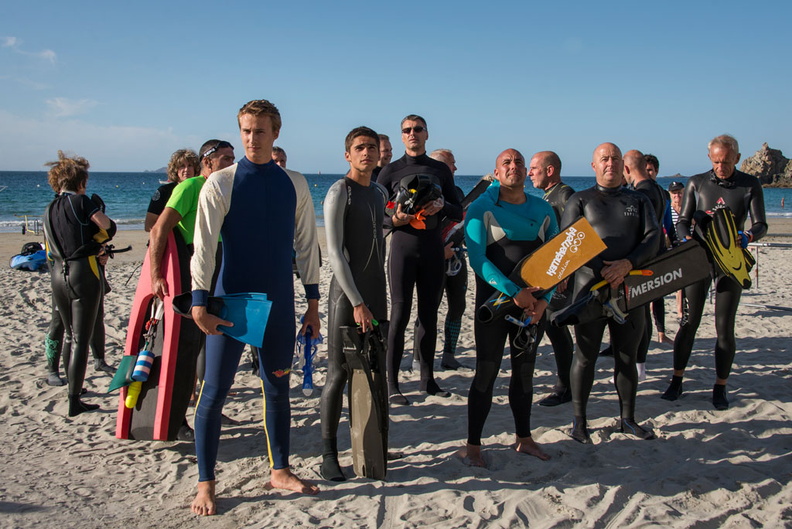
2;1;790;176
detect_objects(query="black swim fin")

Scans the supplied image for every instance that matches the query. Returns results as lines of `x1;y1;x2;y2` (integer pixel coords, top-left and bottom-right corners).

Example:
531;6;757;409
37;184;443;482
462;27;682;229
341;323;389;480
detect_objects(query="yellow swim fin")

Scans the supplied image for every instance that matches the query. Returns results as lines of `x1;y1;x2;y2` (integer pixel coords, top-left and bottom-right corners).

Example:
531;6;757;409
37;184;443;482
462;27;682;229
704;207;752;289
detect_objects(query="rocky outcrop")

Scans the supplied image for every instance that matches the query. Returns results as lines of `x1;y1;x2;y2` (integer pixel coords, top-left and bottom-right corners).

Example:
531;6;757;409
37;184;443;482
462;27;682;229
740;143;792;187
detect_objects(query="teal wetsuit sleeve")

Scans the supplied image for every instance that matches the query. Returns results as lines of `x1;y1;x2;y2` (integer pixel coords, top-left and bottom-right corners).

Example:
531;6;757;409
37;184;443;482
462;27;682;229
464;201;522;298
287;169;320;300
324;180;364;307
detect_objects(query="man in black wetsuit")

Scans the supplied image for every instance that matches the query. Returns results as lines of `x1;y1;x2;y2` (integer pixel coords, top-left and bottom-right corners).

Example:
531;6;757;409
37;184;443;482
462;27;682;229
623;149;666;382
428;148;468;370
561;143;660;444
528;151;576;407
320;126;388;481
372;134;392;179
645;154;675;345
662;134;767;410
376;114;463;405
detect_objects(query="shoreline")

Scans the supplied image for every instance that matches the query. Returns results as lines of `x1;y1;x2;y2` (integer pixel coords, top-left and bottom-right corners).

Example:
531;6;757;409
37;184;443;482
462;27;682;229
2;220;788;263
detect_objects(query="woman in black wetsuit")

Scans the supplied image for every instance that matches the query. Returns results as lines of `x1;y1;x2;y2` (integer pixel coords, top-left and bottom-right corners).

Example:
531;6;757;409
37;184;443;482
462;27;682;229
44;151;115;417
144;148;200;231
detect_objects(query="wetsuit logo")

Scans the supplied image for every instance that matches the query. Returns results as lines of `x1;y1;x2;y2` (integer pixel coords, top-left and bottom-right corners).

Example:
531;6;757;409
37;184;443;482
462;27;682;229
705;197;727;216
272;369;291;378
546;227;586;278
624;205;638;217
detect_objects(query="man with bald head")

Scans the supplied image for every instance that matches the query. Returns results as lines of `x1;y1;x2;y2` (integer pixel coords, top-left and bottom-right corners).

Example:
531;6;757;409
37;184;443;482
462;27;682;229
623;149;666;381
460;148;558;467
662;134;767;410
561;143;660;444
528;151;576;406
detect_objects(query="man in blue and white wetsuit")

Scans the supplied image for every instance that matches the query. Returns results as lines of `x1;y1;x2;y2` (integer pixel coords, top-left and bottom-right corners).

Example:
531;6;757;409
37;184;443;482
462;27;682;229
460;148;558;468
189;99;321;515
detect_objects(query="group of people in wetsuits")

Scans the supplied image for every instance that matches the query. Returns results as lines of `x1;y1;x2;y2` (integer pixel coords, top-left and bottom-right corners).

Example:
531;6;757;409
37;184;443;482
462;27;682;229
42;97;767;515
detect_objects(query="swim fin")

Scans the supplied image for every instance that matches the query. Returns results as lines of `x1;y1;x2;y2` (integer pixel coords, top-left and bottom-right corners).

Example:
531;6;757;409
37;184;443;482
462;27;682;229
108;355;137;392
704;207;752;289
342;323;389;480
172;292;272;347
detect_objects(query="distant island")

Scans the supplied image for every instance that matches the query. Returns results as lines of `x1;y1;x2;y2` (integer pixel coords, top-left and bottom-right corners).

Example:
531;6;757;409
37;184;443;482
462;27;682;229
142;167;167;173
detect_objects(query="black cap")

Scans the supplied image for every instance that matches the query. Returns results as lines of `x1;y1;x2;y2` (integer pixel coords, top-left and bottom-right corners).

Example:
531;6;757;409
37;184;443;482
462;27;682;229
668;181;684;192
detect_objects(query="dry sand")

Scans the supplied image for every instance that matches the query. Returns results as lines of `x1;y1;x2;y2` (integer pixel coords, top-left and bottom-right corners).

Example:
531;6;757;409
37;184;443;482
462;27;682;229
1;222;791;528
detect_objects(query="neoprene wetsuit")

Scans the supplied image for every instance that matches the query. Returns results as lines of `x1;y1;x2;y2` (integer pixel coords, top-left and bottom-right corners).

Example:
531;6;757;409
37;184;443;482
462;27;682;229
633;179;667;365
190;158;320;482
464;182;558;445
561;185;659;428
376;153;462;398
44;192;116;416
672;169;767;380
538;181;576;395
320;177;388;477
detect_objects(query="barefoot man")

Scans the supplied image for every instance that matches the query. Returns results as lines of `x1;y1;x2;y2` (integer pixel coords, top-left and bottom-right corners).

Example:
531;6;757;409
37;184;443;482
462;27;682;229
460;148;559;467
189;99;321;514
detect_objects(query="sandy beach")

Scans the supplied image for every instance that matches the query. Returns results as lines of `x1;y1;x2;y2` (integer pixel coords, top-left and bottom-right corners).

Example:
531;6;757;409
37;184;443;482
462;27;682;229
1;221;791;528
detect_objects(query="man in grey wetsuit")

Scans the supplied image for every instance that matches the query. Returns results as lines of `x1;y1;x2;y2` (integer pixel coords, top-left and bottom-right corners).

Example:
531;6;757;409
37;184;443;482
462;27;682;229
528;151;576;406
320;126;388;481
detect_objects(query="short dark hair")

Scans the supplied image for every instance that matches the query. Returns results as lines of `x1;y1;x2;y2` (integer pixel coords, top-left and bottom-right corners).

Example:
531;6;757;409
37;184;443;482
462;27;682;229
199;139;233;160
272;146;286;156
237;99;282;132
378;133;390;142
400;114;427;129
345;126;380;152
645;153;659;172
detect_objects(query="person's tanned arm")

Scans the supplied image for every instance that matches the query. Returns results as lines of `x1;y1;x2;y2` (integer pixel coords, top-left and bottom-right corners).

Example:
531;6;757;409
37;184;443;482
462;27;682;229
149;207;183;299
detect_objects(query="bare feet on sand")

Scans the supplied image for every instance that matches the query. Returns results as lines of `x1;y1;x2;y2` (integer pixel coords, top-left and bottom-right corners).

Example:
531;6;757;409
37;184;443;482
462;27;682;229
657;332;674;345
455;444;487;468
191;480;216;516
514;436;551;461
268;468;319;495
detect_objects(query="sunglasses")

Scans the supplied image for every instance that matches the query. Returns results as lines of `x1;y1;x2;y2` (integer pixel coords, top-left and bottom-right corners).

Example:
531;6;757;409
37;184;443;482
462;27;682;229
401;126;426;134
202;141;233;159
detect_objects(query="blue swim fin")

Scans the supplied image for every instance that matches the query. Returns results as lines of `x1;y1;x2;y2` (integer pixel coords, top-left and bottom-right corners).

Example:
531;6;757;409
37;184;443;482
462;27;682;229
216;293;272;348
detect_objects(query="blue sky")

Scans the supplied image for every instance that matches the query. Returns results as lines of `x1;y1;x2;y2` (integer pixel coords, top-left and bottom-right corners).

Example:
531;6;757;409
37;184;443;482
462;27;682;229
2;1;790;176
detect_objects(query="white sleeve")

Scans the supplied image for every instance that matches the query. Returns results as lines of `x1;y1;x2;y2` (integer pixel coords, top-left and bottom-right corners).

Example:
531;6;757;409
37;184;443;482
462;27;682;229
286;169;320;291
190;166;234;293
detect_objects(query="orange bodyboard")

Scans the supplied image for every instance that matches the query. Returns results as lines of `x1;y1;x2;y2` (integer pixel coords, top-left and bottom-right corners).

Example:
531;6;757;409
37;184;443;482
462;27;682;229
518;217;607;289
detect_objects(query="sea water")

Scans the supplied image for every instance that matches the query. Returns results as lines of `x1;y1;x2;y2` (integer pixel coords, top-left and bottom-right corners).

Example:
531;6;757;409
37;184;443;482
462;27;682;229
1;171;790;234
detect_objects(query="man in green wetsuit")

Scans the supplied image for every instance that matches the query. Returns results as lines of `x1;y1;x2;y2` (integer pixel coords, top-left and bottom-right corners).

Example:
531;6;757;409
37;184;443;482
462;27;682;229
149;139;235;298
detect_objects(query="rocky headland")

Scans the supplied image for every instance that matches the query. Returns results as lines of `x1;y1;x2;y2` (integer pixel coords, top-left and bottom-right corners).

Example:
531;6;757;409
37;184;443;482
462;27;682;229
740;143;792;187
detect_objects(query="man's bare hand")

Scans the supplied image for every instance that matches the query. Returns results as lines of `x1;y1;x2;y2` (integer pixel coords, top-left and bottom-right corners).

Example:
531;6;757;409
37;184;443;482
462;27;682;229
191;305;233;335
300;300;321;339
601;259;633;288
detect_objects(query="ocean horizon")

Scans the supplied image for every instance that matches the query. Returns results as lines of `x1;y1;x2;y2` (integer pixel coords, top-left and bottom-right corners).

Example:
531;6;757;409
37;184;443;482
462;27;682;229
1;170;789;234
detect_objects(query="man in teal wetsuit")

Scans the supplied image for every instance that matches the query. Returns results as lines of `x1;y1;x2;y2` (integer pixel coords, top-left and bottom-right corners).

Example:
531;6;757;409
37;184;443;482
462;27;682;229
189;100;321;515
459;148;558;468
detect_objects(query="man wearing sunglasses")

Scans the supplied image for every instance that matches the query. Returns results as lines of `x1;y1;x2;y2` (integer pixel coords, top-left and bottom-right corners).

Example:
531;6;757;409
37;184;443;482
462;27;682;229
376;114;463;405
662;134;767;410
